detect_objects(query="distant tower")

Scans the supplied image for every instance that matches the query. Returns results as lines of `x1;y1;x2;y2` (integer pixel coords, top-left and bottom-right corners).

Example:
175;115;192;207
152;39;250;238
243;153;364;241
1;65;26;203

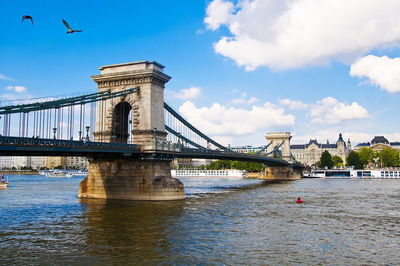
337;133;345;148
347;138;352;150
336;133;346;162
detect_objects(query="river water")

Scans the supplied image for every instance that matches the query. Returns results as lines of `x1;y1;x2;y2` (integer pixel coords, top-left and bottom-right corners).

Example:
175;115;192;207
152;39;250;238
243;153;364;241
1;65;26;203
1;175;400;265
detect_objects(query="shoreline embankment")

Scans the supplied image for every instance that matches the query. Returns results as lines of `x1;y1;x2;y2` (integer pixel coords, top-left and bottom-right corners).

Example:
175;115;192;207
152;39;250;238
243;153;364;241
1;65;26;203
2;170;39;175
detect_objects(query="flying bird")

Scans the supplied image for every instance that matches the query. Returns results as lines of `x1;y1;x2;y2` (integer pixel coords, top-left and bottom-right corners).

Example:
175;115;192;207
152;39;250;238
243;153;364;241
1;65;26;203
62;19;82;34
22;15;33;25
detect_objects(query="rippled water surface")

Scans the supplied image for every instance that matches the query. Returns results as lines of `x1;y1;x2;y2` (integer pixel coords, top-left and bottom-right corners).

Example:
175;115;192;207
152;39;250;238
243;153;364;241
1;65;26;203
1;175;400;264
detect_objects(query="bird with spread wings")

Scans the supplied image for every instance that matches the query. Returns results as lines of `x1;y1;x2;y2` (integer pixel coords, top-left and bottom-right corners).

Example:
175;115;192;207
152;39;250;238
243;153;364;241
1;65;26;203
22;15;33;25
62;19;82;34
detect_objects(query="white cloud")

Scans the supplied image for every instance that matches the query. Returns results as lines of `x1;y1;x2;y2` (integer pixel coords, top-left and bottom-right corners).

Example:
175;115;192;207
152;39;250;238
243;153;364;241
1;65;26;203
5;85;27;93
0;74;11;80
0;93;33;104
385;132;400;142
0;93;22;101
204;0;234;30
205;0;400;70
178;101;295;138
213;136;235;146
350;55;400;93
0;94;54;106
166;86;201;100
279;98;308;110
345;131;400;145
231;94;258;105
309;97;368;124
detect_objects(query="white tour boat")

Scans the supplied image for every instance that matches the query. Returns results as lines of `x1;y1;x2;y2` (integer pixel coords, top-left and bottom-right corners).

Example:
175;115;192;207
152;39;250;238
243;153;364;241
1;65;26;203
44;170;73;178
0;174;8;188
40;170;87;177
307;169;400;179
171;169;246;179
66;170;88;176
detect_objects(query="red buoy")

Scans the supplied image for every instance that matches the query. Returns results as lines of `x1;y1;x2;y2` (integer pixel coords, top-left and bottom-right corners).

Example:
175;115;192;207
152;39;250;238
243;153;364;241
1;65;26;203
296;197;303;204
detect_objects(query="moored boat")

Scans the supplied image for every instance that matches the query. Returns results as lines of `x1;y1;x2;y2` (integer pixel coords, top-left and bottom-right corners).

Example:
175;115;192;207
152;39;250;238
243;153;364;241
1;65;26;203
40;170;87;177
65;170;88;176
307;168;400;179
0;174;8;188
44;170;73;178
171;169;246;179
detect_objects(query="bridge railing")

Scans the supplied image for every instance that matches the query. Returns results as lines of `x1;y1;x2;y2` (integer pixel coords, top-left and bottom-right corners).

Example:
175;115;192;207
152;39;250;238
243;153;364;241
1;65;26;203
151;137;182;153
0;136;141;151
180;147;288;163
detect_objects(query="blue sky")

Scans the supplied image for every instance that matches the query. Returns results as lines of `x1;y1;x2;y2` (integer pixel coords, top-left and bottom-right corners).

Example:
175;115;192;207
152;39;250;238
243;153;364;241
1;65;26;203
2;0;400;147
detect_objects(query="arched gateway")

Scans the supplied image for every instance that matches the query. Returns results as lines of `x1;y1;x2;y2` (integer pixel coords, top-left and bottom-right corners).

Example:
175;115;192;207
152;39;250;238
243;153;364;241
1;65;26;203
111;101;132;143
79;61;184;200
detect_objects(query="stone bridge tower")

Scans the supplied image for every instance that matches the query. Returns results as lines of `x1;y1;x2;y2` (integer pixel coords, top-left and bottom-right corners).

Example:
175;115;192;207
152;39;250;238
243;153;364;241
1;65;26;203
265;132;292;162
261;132;302;181
91;61;169;148
79;61;184;201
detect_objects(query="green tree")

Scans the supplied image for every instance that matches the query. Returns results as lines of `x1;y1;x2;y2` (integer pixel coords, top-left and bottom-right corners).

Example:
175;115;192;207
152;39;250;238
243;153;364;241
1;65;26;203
319;150;334;169
331;155;343;167
358;147;376;168
230;161;264;172
346;151;363;169
378;148;400;167
206;160;231;170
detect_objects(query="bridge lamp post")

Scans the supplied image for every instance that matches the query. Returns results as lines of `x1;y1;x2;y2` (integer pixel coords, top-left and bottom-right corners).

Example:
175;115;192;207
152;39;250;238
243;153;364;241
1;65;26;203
153;128;157;141
78;131;82;141
53;128;57;139
152;128;157;149
85;126;90;141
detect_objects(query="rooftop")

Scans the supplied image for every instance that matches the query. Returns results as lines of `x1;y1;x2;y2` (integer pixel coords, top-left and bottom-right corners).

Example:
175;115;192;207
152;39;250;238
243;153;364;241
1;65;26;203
371;136;389;144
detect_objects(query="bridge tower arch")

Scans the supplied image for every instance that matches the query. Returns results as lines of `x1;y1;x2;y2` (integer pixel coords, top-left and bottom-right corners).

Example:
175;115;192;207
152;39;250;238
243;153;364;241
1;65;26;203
265;132;292;162
79;61;184;201
91;61;169;147
111;101;132;143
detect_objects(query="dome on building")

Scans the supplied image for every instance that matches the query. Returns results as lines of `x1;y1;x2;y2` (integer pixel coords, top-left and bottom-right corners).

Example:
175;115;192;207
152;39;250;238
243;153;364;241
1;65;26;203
371;136;389;145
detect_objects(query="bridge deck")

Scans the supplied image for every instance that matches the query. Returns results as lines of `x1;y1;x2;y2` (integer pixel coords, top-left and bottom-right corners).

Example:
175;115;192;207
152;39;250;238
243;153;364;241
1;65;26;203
179;148;290;166
0;136;302;167
0;136;141;157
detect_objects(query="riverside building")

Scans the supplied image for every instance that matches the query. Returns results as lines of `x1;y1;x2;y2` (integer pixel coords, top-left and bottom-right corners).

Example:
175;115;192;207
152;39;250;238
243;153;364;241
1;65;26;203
290;133;351;167
67;157;89;169
353;136;400;152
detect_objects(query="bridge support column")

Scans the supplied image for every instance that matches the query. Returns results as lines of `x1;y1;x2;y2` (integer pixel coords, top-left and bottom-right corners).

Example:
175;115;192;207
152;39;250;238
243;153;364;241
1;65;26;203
260;166;302;181
79;158;184;201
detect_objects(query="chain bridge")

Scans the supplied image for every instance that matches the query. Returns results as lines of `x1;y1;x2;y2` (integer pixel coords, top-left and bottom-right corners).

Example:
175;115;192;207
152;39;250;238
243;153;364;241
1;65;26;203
0;61;303;200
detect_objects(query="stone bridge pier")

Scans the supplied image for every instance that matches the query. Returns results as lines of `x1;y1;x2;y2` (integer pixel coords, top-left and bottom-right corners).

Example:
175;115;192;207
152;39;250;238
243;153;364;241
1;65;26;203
261;132;302;181
260;166;302;181
78;61;184;201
